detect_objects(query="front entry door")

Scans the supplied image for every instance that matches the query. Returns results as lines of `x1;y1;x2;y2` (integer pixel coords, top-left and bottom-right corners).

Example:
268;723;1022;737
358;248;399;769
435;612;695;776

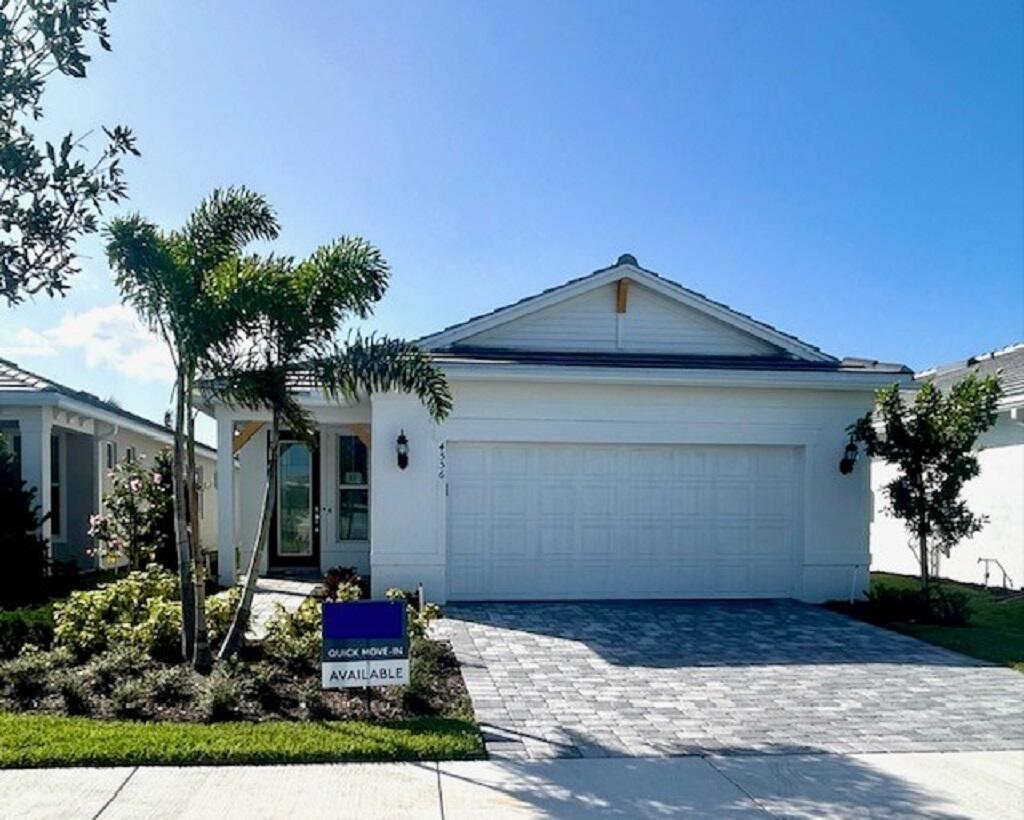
270;436;320;569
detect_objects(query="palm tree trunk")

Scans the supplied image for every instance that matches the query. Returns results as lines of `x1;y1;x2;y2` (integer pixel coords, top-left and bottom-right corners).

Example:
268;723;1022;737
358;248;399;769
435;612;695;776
186;377;213;672
172;367;196;661
218;412;280;660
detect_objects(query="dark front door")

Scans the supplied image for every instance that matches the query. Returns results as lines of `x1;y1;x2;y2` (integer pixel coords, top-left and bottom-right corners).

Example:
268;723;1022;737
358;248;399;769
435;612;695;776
270;435;320;569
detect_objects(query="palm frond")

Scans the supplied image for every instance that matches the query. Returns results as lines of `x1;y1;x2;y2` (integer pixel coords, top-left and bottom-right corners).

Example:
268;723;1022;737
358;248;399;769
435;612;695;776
313;334;453;421
183;187;279;274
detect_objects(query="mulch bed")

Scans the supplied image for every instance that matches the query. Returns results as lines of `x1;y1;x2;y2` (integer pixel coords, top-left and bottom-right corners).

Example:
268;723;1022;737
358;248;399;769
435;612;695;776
0;637;472;724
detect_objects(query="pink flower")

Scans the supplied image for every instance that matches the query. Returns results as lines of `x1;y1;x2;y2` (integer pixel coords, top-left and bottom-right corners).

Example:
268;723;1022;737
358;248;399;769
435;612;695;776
152;473;162;485
129;478;142;493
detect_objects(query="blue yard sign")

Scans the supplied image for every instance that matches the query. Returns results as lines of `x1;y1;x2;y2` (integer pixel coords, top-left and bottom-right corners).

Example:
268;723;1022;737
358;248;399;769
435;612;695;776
321;600;409;689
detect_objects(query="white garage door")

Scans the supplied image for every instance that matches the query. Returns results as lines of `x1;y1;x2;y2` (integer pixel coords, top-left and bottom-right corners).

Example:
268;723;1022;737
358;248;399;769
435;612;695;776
446;442;802;600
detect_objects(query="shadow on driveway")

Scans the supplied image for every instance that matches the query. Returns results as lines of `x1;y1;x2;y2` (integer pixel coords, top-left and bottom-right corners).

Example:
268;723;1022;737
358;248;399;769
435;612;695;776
443;599;987;668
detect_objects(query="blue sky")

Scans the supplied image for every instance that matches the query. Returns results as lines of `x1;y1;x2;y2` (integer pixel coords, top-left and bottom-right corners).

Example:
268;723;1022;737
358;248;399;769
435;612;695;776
1;1;1021;444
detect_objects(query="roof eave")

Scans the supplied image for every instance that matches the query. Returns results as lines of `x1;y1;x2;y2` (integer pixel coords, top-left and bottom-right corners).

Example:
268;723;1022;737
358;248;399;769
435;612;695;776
437;360;912;391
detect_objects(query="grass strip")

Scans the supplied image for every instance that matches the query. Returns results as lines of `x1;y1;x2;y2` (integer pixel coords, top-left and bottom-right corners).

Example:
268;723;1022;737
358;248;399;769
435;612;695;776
0;713;484;768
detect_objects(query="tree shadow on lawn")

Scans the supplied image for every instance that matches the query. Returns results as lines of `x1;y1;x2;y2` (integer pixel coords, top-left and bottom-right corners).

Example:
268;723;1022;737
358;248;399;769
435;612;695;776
443;599;994;668
438;734;975;819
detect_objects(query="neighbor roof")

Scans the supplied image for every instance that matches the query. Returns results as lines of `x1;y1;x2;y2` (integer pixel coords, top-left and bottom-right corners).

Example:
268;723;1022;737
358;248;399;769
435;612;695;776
0;357;216;456
916;342;1024;403
417;254;838;363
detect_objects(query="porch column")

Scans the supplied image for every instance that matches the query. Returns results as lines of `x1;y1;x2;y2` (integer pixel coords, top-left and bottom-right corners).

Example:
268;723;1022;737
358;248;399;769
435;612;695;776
15;406;53;550
216;413;236;586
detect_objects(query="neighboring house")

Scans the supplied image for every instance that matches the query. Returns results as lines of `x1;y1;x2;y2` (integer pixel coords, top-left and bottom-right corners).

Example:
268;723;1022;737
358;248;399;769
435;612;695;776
871;343;1024;589
0;358;218;570
205;254;911;603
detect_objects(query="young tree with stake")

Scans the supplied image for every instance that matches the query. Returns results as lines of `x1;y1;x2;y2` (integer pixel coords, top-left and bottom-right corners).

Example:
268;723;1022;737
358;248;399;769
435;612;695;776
849;372;1002;598
105;188;279;669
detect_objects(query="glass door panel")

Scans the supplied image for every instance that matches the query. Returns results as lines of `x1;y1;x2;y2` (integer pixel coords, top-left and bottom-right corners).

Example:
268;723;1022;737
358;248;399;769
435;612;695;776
277;441;313;556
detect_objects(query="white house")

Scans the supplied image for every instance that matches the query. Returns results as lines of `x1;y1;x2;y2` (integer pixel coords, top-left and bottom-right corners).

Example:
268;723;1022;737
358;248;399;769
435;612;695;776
0;358;218;570
207;255;911;603
871;343;1024;590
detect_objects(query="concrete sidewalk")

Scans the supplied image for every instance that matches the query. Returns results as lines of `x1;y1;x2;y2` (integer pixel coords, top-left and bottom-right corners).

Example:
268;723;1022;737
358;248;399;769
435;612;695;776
1;750;1021;819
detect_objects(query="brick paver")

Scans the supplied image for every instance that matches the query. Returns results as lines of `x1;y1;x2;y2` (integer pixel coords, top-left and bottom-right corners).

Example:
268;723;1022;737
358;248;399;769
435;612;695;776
435;601;1024;760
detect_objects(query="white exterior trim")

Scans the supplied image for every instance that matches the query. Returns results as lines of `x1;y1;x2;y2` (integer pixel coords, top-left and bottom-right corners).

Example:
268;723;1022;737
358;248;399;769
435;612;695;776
437;361;909;391
0;391;216;458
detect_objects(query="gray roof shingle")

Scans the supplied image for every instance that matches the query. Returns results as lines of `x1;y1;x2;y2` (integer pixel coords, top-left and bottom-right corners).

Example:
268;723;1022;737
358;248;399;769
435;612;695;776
916;343;1024;401
0;357;215;455
432;347;910;375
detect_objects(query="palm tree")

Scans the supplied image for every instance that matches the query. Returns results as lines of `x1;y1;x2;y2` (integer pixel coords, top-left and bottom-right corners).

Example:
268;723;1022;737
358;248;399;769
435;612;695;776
208;239;452;659
105;188;279;669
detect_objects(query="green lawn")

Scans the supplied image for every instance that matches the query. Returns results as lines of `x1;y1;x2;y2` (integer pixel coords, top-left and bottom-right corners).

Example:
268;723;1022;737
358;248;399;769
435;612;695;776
868;572;1024;672
0;713;484;768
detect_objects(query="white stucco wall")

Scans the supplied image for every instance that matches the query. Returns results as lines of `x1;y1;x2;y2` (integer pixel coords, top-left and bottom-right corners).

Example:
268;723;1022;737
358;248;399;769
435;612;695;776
368;377;880;604
870;412;1024;588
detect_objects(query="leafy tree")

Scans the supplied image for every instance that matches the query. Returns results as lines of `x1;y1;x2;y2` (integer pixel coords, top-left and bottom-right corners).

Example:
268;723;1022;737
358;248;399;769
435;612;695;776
849;372;1002;594
1;0;138;305
105;188;279;670
88;450;174;571
0;436;49;607
210;240;452;659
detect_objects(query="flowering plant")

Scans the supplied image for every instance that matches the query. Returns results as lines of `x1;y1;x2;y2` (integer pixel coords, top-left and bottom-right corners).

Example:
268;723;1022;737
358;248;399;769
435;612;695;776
88;449;175;571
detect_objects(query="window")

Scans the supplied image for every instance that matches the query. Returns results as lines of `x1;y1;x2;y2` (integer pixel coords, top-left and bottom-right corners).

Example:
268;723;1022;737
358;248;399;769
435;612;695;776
50;434;63;540
337;435;368;541
104;441;117;470
124;446;136;464
0;431;21;469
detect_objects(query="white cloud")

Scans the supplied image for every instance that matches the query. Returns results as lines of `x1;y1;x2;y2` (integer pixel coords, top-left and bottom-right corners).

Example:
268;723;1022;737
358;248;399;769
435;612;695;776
0;327;58;358
0;304;174;383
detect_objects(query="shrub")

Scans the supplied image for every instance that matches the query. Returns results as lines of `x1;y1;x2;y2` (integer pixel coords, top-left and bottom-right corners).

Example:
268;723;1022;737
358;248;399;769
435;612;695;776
263;599;322;673
249;662;284;711
864;584;926;623
86;645;148;693
299;682;330;720
930;588;972;626
0;437;49;608
0;605;54;659
145;665;192;705
56;672;92;715
53;565;180;659
199;668;243;722
385;588;441;639
860;583;973;626
111;678;150;719
0;645;70;702
89;449;175;571
315;566;367;601
206;586;241;647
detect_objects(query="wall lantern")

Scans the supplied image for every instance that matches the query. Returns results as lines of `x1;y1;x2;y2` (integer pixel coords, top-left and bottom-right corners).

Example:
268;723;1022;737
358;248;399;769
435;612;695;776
396;430;409;470
838;437;858;475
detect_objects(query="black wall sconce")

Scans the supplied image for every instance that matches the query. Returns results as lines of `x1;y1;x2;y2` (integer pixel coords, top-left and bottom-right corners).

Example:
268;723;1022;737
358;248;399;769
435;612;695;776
839;436;858;475
396;430;409;470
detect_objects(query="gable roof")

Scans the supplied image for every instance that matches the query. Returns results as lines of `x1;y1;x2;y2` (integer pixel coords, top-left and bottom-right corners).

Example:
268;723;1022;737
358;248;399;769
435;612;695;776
916;342;1024;405
418;254;838;363
0;357;216;457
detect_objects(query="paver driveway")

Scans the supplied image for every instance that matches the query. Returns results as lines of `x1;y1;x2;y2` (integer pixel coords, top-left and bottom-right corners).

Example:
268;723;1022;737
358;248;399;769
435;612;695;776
434;601;1024;760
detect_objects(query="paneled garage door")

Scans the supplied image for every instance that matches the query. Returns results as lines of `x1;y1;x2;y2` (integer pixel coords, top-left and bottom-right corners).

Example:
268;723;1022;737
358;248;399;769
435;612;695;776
446;442;803;600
